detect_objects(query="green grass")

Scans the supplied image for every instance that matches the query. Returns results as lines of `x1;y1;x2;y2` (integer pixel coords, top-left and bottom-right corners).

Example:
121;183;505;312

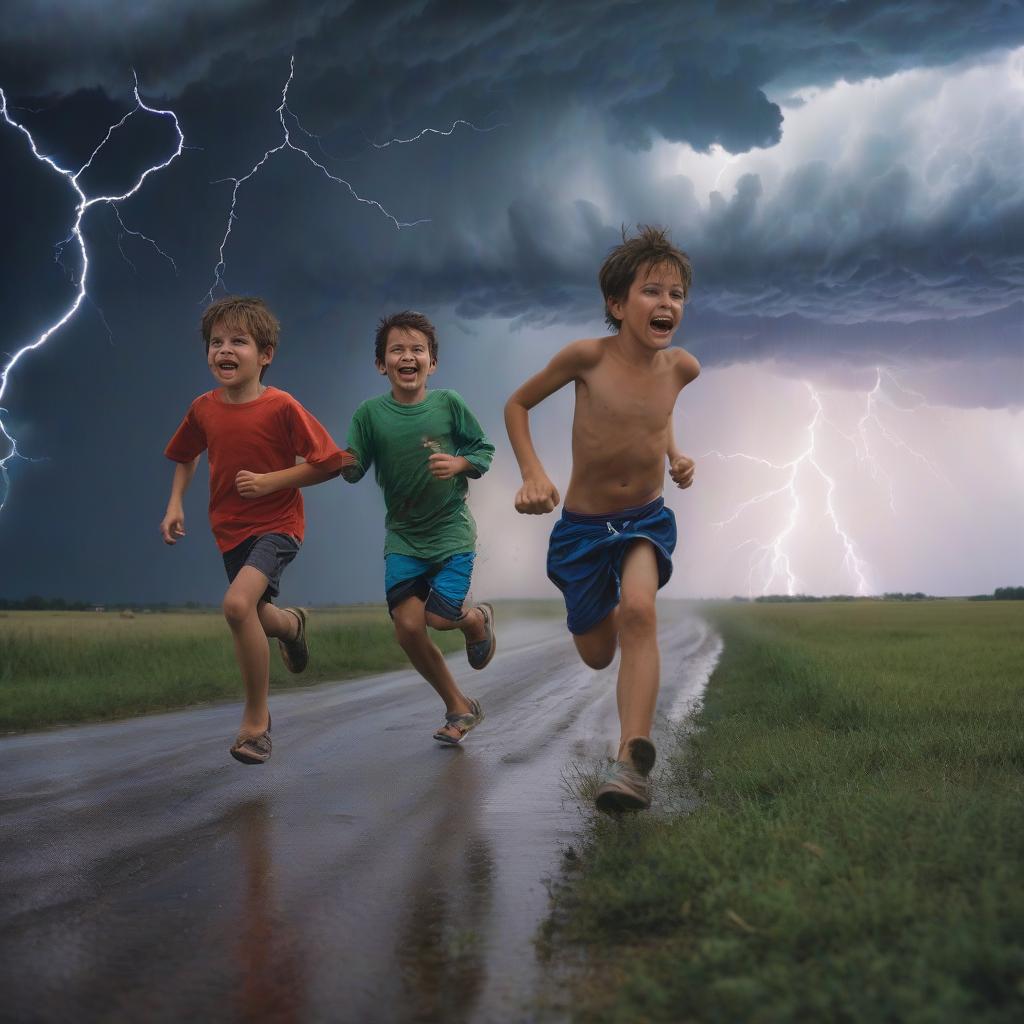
0;601;561;732
544;601;1024;1023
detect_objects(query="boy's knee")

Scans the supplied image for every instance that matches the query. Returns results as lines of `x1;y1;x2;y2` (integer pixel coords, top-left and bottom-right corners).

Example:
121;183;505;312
579;647;616;670
618;591;657;635
574;631;617;670
392;604;426;645
222;593;252;627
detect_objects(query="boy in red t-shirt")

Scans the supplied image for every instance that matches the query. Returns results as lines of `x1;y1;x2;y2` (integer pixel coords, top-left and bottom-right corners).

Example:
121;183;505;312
161;296;351;765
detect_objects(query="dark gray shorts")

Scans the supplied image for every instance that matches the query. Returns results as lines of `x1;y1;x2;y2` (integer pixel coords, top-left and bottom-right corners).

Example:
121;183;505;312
222;533;300;602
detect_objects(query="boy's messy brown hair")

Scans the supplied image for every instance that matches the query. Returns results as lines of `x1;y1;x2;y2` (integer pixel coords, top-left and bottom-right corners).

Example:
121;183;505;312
374;310;438;365
599;225;693;330
201;296;280;381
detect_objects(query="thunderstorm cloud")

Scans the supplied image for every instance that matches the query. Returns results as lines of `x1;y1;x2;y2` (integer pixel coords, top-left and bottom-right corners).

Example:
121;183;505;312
1;1;1023;602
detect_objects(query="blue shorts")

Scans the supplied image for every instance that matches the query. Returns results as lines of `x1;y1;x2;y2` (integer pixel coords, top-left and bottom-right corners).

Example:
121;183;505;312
384;551;475;621
222;532;300;603
546;497;676;635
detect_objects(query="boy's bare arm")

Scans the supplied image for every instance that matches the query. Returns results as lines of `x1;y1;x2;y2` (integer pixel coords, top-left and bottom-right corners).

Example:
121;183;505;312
667;349;699;489
235;460;341;499
161;457;200;545
675;347;701;387
667;416;695;490
505;340;596;514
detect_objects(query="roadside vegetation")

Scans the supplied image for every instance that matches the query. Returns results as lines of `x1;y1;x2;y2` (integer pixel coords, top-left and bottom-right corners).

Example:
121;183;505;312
544;600;1024;1023
0;600;562;731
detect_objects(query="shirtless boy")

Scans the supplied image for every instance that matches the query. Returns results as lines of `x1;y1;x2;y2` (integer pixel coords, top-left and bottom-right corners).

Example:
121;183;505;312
504;225;699;812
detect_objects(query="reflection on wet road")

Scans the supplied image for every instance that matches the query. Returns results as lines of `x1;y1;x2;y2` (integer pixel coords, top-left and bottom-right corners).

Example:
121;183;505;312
1;611;721;1022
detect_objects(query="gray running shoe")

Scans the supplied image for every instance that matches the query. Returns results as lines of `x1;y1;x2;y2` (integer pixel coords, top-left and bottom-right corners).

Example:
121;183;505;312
625;736;657;775
595;759;651;813
278;607;308;674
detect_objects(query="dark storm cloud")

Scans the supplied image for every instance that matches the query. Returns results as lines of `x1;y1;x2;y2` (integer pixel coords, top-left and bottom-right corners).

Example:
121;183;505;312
4;1;1024;153
262;94;1024;364
609;67;783;153
3;2;1023;384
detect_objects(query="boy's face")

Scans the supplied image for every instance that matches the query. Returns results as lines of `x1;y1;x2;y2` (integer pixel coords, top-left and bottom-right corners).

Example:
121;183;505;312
206;317;272;389
607;262;685;350
377;326;436;402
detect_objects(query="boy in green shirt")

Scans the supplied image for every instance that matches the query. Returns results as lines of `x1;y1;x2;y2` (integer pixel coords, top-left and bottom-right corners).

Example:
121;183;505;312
343;310;496;744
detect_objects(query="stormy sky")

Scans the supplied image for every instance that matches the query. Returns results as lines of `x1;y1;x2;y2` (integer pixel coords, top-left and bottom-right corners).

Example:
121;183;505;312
1;0;1022;603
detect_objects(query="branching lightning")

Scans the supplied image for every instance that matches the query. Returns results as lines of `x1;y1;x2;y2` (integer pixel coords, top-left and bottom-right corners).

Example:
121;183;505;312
0;73;184;514
703;369;943;596
2;55;499;520
206;56;460;301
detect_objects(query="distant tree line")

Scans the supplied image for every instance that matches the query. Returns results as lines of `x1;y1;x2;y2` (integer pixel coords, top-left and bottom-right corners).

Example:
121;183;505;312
969;586;1024;601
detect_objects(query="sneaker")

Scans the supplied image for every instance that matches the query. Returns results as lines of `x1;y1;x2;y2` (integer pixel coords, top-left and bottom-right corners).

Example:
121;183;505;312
625;736;657;775
277;607;308;674
595;760;651;813
466;603;496;670
594;738;656;814
433;698;485;745
230;715;272;765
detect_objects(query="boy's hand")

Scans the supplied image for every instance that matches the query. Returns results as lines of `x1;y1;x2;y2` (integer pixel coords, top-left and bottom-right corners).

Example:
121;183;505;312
669;454;695;489
514;476;560;514
235;470;270;498
160;510;185;545
428;453;470;480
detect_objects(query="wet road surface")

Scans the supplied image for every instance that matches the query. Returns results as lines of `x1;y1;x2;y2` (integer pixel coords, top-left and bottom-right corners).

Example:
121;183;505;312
1;610;721;1023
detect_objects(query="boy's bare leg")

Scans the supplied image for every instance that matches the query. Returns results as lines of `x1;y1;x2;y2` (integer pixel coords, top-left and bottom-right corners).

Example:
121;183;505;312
425;606;487;642
615;541;661;761
392;596;473;739
572;610;619;671
257;601;301;641
223;566;276;737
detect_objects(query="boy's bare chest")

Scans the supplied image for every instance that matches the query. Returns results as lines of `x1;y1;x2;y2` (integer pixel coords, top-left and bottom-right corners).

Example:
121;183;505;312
579;361;678;427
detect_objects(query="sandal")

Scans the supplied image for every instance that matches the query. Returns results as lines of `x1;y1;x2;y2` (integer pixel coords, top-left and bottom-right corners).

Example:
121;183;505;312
230;714;272;764
277;607;308;674
433;698;485;745
466;603;496;670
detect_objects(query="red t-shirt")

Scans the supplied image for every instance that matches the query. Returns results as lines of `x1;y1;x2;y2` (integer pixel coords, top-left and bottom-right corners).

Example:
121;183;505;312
165;387;350;553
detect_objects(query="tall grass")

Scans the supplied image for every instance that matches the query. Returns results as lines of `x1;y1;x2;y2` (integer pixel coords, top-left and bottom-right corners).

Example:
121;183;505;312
545;601;1024;1023
0;608;468;731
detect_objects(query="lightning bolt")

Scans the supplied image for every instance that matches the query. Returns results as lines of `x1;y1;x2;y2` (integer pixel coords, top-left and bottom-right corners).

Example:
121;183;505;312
206;56;436;302
702;369;941;597
0;73;184;515
370;119;506;148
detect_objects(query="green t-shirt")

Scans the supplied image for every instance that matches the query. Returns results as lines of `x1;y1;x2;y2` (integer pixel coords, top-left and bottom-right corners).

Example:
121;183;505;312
343;389;494;560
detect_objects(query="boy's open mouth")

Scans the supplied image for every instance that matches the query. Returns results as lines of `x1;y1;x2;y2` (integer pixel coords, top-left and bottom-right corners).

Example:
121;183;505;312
650;316;674;333
398;366;418;378
217;360;238;371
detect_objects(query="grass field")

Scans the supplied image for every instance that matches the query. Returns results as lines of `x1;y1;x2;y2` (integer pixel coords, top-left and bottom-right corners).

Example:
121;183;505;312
544;600;1024;1023
0;600;562;732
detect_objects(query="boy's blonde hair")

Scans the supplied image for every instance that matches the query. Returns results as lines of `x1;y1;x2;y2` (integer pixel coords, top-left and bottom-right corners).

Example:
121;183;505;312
201;296;280;381
599;225;693;330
